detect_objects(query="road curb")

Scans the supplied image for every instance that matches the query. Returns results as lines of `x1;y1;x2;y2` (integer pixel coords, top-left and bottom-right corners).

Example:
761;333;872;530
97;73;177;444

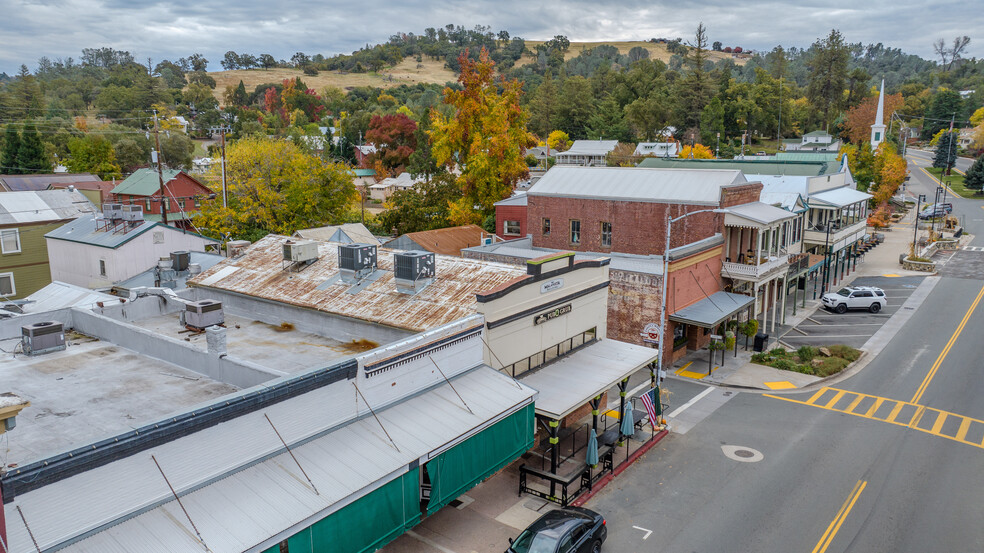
571;429;669;507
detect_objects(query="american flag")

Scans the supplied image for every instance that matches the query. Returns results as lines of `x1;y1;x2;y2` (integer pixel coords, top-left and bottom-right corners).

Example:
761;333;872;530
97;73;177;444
640;387;661;424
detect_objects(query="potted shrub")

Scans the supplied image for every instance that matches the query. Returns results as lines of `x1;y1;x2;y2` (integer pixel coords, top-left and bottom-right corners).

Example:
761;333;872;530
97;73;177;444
740;319;759;350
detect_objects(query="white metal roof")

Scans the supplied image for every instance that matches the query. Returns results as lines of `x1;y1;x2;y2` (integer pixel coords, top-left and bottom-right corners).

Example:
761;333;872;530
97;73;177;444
4;365;536;553
528;167;746;205
494;193;528;207
0;190;95;225
463;237;664;275
810;187;872;208
760;192;807;213
668;292;756;327
555;140;619;157
6;281;121;314
519;339;658;420
725;202;796;227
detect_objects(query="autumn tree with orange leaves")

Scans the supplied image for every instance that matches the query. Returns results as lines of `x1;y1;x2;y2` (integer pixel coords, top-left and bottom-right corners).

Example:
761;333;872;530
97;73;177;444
842;92;904;145
430;48;536;222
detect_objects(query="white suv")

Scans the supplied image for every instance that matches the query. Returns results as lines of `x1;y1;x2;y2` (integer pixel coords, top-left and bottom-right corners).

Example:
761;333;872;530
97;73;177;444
822;286;887;313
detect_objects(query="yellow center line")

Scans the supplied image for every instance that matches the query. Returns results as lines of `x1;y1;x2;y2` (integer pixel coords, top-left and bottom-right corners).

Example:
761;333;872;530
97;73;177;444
812;480;867;553
911;283;984;404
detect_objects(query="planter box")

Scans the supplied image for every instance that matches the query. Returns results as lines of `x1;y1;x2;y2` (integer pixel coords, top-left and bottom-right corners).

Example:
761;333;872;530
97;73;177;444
902;258;936;272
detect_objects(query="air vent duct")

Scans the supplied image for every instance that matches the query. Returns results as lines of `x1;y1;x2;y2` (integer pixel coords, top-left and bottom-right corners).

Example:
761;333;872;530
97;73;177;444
338;244;377;284
394;251;435;294
21;321;66;356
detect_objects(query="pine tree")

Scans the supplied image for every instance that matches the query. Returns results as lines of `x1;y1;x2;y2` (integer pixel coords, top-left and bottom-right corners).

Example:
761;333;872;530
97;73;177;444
932;130;958;173
1;125;21;174
15;123;50;173
965;154;984;192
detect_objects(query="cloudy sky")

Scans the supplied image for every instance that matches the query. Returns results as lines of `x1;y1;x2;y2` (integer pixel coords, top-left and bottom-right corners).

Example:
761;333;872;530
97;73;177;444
0;0;978;74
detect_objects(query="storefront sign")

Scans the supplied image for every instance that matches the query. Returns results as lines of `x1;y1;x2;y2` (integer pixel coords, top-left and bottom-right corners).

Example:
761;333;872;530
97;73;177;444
534;304;571;325
540;278;564;294
640;322;661;344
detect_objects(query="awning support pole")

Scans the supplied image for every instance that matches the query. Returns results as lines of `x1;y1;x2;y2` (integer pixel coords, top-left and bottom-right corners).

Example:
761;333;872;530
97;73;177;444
590;396;601;433
548;419;560;497
617;378;629;437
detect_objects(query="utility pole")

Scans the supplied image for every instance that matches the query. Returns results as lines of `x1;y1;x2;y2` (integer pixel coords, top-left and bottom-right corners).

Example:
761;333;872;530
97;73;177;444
220;130;228;208
152;110;168;226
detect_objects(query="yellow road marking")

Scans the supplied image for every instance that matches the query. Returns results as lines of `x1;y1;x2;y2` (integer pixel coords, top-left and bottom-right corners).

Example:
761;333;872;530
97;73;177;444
812;480;867;553
765;387;984;450
764;381;796;390
674;361;694;376
911;283;984;404
956;418;972;441
882;273;901;277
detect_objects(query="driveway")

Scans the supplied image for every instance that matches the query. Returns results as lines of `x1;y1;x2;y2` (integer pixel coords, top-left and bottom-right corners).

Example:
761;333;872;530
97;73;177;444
779;275;923;349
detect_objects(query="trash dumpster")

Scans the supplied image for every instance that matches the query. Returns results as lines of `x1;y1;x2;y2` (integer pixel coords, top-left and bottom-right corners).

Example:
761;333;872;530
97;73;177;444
753;333;769;352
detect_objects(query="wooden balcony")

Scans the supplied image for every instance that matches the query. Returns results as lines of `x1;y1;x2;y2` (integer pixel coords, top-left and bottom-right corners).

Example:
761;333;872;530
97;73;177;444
722;253;790;281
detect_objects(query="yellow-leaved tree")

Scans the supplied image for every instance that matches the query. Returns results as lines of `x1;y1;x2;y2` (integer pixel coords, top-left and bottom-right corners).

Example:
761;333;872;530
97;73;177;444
430;48;537;223
194;136;357;241
546;130;572;152
678;143;715;159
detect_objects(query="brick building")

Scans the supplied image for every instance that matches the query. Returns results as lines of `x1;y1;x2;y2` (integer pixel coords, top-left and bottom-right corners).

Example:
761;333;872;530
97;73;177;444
493;193;528;239
110;169;214;229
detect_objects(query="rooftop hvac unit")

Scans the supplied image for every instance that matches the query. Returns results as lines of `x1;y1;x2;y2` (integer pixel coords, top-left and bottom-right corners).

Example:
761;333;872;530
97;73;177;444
170;251;190;272
102;203;123;220
21;321;66;356
338;243;377;284
226;240;251;257
122;205;144;221
283;240;320;264
184;300;224;330
394;251;435;294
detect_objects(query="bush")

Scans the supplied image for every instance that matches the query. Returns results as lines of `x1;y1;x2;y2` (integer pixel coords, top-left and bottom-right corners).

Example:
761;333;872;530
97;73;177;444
814;357;850;377
769;347;788;357
751;352;769;363
828;345;861;361
771;359;797;372
302;65;319;76
742;319;759;337
797;346;819;362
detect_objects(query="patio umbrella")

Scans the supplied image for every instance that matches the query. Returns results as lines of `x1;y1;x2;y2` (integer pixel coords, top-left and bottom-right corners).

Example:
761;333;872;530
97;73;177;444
620;402;635;438
586;428;599;467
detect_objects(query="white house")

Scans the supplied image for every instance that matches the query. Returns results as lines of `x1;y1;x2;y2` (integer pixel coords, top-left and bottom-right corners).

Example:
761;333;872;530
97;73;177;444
553;140;619;166
369;172;426;201
45;213;218;289
634;142;680;157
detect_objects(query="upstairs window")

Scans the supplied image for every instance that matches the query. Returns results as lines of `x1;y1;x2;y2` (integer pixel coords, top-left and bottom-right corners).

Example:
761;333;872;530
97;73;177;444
542;218;551;236
570;220;580;244
601;222;612;247
503;220;521;236
0;229;20;254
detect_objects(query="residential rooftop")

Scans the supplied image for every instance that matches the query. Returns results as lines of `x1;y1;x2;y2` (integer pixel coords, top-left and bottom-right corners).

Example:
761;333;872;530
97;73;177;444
190;234;526;332
0;173;99;193
384;224;490;256
0;189;95;225
45;213;210;249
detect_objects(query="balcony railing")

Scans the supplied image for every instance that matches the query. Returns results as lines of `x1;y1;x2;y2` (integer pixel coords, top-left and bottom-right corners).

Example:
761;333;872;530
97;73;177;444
722;253;790;280
804;219;867;246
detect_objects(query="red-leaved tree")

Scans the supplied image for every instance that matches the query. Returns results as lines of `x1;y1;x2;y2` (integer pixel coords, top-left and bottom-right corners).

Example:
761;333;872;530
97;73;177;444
366;113;417;172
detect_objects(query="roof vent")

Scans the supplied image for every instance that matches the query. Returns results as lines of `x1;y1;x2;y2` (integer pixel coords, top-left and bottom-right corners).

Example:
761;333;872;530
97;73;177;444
226;240;251;258
21;321;66;356
283;240;320;271
338;243;377;284
184;300;224;330
394;251;435;294
102;203;123;220
170;250;190;272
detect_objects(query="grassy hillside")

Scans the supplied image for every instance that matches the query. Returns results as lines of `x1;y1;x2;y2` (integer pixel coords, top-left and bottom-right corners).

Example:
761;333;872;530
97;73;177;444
207;57;457;101
522;40;746;65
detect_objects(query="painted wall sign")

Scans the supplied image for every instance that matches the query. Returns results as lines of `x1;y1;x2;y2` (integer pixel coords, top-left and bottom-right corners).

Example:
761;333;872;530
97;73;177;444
534;304;572;325
540;278;564;294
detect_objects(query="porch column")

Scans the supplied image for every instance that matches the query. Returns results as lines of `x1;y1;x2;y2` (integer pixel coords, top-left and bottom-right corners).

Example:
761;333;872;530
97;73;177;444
770;279;778;334
781;275;788;325
725;227;731;260
617;378;629;433
753;283;760;322
549;419;560;496
756;229;762;263
590;396;601;433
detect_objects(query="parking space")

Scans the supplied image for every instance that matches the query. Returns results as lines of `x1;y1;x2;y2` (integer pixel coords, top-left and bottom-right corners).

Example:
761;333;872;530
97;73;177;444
780;275;924;349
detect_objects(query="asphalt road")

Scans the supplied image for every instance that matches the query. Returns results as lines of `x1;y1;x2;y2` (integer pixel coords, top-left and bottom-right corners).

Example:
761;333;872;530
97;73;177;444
905;149;984;247
586;272;984;552
781;275;922;349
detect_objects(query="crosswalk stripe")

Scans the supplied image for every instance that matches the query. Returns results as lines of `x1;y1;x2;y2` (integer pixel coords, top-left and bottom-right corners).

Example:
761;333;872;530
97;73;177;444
930;411;948;434
956;418;973;441
825;390;847;409
885;402;906;423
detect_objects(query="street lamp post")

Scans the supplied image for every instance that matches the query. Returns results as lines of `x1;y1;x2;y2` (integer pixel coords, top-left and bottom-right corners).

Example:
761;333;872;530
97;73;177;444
656;208;729;375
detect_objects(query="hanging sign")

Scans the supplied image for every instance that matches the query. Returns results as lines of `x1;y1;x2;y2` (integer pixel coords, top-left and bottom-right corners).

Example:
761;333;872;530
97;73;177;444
641;322;661;344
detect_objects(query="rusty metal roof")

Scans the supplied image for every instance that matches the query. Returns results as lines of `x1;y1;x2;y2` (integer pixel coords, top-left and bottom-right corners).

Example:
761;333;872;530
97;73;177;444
384;224;490;257
189;234;526;332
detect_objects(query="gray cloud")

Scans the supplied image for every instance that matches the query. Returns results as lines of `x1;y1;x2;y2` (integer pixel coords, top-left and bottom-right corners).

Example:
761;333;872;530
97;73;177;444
0;0;978;74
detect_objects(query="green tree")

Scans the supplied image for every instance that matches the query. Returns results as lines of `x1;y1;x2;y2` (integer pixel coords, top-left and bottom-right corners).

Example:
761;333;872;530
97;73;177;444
922;88;962;139
16;123;50;173
678;22;713;131
527;74;557;138
376;172;463;234
553;76;595;138
964;154;984;192
66;135;122;179
1;126;21;174
194;136;357;239
806;29;850;130
113;138;151;172
932;130;958;174
160;132;195;170
586;95;632;142
430;48;536;219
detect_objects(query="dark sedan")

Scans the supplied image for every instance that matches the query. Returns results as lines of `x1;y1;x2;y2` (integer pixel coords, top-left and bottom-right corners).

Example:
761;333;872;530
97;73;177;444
506;507;607;553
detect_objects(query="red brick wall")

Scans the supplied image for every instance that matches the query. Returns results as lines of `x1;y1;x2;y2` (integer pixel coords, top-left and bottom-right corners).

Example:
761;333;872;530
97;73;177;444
528;195;724;255
720;182;763;208
495;204;528;239
112;173;212;216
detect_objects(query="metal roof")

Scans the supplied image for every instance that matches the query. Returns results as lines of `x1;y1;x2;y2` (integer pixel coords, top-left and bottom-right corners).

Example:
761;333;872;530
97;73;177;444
637;157;839;176
190;234;526;332
4;364;536;553
115;251;225;290
760;192;808;213
810;187;872;208
110;168;181;196
44;214;158;248
554;140;619;157
519;339;657;419
462;237;664;275
775;152;840;163
384;224;488;257
494;193;527;207
528;167;746;205
1;281;120;315
668;291;755;328
294;223;381;246
726;202;797;226
0;190;96;225
0;173;100;192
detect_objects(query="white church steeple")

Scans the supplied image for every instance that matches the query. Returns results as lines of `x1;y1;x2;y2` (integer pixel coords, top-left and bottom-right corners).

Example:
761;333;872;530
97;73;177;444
870;79;886;149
